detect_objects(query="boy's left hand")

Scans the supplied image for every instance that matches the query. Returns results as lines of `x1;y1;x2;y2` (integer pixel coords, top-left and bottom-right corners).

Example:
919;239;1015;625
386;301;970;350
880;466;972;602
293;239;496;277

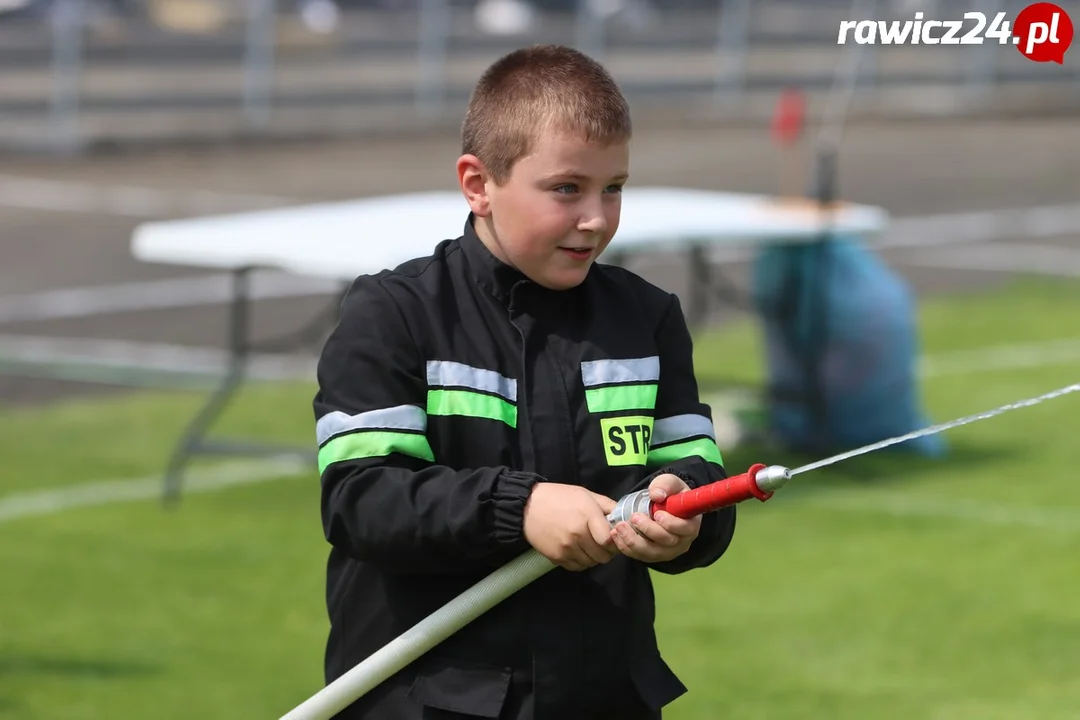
610;473;701;564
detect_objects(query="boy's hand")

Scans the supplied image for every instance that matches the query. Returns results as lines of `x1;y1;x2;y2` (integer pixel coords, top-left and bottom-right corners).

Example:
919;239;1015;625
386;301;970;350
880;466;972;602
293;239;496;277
523;483;619;572
610;474;701;564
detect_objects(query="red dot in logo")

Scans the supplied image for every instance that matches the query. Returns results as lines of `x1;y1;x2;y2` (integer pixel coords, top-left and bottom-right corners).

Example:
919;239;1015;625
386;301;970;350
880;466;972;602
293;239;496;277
1013;2;1074;64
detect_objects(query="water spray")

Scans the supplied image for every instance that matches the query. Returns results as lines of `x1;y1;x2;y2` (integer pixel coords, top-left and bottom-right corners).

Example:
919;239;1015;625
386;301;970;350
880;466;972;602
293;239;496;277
280;381;1080;720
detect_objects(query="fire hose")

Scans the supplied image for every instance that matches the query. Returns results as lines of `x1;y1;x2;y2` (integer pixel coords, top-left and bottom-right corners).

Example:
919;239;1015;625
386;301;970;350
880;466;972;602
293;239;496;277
280;381;1080;720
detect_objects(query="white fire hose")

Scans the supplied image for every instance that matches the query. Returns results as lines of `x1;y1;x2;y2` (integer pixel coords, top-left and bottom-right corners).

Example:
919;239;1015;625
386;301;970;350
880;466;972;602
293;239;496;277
279;464;790;720
280;548;555;720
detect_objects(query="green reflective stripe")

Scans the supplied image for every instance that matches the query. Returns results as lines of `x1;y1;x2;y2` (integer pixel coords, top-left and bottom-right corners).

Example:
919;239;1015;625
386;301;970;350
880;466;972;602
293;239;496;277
647;437;724;467
427;389;517;428
318;430;434;473
585;383;658;413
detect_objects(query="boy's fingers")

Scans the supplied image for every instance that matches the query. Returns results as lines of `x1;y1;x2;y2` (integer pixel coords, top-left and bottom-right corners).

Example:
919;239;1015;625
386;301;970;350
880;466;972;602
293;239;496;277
582;544;614;567
589;491;617;515
612;523;670;563
550;549;583;571
570;543;602;570
588;512;618;549
611;524;650;560
612;521;657;559
652;510;700;538
610;527;635;558
584;536;618;565
584;515;619;564
649;473;688;501
628;513;680;547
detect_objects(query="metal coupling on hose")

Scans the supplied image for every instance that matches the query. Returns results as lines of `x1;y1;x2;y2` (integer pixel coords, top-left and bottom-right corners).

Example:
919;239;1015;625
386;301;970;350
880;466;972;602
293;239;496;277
606;489;651;528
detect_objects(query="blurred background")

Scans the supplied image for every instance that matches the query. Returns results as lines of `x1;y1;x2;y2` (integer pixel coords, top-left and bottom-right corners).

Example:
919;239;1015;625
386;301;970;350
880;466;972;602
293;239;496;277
1;0;1079;149
2;1;1080;718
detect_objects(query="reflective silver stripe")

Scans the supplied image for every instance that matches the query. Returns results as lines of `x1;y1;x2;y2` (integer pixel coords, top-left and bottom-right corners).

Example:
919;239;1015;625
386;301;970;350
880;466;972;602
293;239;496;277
316;405;427;446
580;356;660;387
426;360;517;402
651;413;716;445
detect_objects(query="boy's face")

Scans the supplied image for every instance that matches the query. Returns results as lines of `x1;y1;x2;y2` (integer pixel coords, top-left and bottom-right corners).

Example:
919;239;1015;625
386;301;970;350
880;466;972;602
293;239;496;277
460;130;630;291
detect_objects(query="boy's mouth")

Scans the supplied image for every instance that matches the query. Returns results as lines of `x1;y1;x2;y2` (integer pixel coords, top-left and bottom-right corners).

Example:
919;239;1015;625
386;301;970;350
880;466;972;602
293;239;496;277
559;246;594;260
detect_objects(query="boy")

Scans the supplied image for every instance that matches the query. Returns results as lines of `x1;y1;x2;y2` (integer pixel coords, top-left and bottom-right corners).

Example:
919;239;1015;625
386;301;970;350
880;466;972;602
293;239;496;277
313;44;737;719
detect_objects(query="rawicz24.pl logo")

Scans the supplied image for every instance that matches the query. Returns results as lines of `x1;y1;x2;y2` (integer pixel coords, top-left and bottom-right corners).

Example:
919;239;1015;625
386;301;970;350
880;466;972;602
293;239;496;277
837;2;1074;64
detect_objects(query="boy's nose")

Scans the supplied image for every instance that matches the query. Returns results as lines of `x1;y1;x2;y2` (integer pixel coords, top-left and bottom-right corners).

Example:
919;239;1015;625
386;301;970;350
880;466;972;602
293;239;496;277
576;206;608;235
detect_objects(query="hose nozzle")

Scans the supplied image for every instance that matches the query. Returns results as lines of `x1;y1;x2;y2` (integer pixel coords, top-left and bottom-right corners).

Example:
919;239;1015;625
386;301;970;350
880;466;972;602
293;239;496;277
606;463;796;523
754;465;792;493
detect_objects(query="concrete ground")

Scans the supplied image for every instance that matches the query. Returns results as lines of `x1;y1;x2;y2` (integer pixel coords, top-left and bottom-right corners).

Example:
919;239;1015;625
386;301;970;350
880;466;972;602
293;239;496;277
1;115;1078;406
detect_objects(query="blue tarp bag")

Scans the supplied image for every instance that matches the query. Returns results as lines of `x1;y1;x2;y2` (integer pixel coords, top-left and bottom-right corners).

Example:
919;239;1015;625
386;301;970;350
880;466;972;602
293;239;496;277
749;235;946;457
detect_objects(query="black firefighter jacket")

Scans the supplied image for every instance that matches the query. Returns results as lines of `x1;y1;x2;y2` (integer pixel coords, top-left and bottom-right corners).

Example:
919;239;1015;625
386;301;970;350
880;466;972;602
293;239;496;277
313;215;737;720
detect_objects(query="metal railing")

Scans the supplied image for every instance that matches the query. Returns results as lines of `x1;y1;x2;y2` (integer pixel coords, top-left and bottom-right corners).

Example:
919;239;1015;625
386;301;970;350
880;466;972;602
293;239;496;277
1;0;1078;152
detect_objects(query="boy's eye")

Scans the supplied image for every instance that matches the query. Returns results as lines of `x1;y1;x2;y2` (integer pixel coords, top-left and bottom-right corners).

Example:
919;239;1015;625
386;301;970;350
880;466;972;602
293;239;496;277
552;183;624;195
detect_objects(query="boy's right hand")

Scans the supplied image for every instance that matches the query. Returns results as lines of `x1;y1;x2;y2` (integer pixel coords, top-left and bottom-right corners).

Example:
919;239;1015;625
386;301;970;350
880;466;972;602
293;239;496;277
523;483;618;572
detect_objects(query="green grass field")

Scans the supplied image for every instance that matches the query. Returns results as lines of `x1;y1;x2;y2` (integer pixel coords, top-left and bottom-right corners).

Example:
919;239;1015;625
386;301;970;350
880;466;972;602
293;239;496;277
2;277;1079;719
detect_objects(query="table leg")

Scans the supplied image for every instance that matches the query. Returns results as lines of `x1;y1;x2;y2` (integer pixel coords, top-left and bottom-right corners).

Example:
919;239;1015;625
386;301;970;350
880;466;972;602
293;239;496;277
161;267;253;505
688;244;712;329
159;271;346;505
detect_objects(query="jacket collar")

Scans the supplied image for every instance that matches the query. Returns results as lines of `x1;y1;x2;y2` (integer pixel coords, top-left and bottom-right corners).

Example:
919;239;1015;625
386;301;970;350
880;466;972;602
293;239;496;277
460;213;528;305
459;213;587;311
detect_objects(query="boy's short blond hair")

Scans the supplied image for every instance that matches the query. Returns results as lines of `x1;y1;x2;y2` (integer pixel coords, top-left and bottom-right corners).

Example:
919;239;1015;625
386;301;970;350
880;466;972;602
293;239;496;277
461;44;632;185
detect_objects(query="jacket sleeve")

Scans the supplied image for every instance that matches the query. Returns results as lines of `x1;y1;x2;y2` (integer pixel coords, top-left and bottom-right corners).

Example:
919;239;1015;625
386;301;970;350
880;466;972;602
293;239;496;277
640;293;737;575
313;275;539;574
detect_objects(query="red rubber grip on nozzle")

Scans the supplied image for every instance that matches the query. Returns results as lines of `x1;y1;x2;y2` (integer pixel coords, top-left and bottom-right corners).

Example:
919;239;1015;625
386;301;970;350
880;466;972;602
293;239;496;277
653;463;773;519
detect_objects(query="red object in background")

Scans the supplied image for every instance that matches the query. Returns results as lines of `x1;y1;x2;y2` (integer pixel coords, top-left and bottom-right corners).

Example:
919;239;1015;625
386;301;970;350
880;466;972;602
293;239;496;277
771;88;805;146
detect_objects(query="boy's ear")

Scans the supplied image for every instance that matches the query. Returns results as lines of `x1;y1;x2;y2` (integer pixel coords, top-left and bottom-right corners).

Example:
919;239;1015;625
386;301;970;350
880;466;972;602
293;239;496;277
457;154;492;217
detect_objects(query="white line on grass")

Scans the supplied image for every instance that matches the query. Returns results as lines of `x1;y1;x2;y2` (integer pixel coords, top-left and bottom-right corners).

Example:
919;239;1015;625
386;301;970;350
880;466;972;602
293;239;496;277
799;492;1080;533
0;334;318;385
0;457;311;525
893;242;1080;277
919;338;1080;378
0;271;343;324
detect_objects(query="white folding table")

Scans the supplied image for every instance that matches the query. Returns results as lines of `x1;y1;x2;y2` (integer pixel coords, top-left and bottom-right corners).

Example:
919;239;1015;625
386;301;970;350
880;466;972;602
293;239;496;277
131;187;888;501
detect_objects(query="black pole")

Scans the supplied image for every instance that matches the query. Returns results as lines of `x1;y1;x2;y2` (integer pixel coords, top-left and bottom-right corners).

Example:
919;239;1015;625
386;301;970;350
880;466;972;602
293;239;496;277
804;143;839;454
